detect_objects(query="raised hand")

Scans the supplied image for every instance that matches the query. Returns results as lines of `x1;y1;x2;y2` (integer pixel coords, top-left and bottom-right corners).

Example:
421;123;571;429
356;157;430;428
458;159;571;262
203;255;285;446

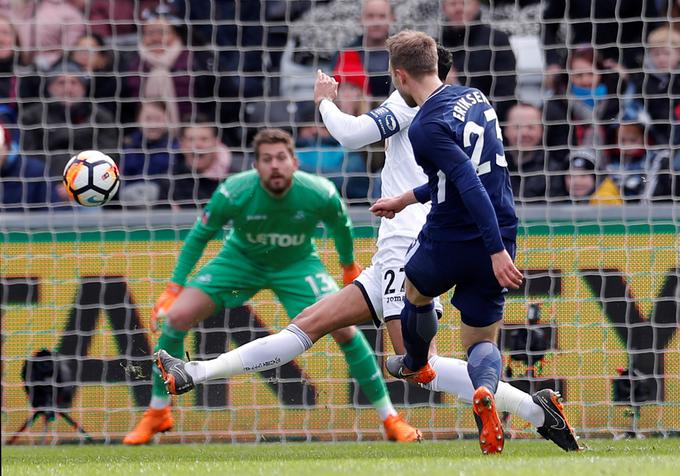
314;69;339;105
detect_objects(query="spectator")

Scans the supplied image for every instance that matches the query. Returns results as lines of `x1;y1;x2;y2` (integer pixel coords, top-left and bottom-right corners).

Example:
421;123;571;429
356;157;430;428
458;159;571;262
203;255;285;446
332;0;394;99
439;0;517;121
13;0;86;71
164;117;232;208
562;149;622;205
169;0;266;146
121;101;178;181
488;0;539;5
19;60;119;180
118;101;179;208
667;0;680;33
333;62;371;116
68;33;121;118
613;25;680;146
603;120;674;202
0;14;43;122
562;150;599;204
0;14;19;123
1;122;57;211
544;46;620;166
262;0;318;73
88;0;160;40
125;7;212;126
295;119;348;192
503;103;565;203
542;0;660;91
169;0;264;97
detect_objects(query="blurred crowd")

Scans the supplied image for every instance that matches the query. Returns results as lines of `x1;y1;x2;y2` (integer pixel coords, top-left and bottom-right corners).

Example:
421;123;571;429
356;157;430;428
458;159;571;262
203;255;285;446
2;0;680;211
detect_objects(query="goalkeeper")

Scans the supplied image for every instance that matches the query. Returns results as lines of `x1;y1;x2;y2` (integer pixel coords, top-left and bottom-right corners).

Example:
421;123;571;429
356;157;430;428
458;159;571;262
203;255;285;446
123;128;420;444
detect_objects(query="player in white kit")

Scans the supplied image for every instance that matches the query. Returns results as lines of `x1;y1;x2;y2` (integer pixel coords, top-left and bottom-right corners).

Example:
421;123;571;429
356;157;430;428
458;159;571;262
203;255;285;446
317;79;440;345
155;46;580;451
326;91;436;335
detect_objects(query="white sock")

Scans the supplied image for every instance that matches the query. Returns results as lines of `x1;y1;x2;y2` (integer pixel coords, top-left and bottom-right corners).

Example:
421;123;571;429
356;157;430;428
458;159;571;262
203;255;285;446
185;324;313;383
495;380;545;427
149;395;170;409
424;355;475;402
424;355;545;428
373;395;398;421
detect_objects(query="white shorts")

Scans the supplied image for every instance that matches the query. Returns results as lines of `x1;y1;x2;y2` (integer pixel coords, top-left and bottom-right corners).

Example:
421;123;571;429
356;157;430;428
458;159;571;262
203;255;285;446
354;237;443;327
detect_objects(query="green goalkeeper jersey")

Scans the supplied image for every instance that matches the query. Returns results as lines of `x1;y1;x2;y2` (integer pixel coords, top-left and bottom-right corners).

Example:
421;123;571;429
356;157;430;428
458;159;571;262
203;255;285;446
171;169;355;285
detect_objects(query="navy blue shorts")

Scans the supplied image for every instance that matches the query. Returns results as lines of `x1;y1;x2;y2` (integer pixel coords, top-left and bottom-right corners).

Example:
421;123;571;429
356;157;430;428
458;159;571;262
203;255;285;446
404;234;516;328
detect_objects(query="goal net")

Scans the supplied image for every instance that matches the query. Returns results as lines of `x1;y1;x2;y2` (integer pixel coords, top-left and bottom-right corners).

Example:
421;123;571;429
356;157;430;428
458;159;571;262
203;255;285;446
1;1;679;443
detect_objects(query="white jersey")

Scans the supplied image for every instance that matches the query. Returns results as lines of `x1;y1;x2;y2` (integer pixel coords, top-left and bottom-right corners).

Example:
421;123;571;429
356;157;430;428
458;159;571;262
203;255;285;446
370;91;430;245
319;91;430;246
319;92;439;323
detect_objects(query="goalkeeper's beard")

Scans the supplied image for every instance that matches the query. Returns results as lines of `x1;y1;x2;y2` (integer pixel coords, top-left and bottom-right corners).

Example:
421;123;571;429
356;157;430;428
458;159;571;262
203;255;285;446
263;175;293;196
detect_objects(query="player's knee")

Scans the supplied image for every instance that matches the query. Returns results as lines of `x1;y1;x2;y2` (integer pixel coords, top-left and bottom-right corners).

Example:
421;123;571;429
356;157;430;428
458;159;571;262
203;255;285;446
404;280;432;306
460;315;501;350
461;331;498;351
330;326;356;345
292;308;332;342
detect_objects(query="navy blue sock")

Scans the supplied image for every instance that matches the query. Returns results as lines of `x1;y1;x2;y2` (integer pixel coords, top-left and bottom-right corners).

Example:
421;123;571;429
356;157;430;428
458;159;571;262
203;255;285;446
400;298;437;371
466;341;502;393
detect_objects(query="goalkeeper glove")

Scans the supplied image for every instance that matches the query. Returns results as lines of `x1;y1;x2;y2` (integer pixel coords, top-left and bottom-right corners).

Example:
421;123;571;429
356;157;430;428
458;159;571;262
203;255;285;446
342;262;363;286
150;283;183;334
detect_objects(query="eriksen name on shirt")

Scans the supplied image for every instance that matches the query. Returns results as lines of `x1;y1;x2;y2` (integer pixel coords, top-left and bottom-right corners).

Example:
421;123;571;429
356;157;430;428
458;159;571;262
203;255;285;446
451;90;490;122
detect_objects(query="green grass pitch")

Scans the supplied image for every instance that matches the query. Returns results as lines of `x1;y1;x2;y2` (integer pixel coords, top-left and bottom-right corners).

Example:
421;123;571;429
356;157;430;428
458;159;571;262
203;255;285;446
3;439;679;476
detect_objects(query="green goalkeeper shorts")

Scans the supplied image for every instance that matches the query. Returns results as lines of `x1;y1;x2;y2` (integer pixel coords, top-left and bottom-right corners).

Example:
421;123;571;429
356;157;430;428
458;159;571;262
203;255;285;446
187;245;340;317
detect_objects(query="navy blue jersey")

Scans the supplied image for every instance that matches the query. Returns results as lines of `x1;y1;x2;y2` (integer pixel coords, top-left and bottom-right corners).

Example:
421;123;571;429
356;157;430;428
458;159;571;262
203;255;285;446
409;84;518;254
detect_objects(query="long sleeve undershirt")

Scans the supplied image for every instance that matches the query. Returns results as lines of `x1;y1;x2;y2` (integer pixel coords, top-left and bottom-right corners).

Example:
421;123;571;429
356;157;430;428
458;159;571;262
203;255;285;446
318;99;381;150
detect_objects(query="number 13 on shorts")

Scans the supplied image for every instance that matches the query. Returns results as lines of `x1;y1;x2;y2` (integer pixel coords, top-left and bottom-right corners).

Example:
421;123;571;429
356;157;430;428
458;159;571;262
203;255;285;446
305;273;338;298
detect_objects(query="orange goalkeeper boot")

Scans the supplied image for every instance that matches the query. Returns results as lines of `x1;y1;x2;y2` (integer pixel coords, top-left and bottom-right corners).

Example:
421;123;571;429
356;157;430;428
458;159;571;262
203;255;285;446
383;414;422;442
122;407;174;445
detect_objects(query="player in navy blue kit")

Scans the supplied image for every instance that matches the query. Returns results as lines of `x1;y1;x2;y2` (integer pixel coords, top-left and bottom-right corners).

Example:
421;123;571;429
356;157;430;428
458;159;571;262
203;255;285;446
371;31;524;455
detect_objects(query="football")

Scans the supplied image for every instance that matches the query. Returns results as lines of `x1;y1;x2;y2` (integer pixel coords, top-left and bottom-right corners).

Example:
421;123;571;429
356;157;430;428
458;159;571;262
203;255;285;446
62;150;120;207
